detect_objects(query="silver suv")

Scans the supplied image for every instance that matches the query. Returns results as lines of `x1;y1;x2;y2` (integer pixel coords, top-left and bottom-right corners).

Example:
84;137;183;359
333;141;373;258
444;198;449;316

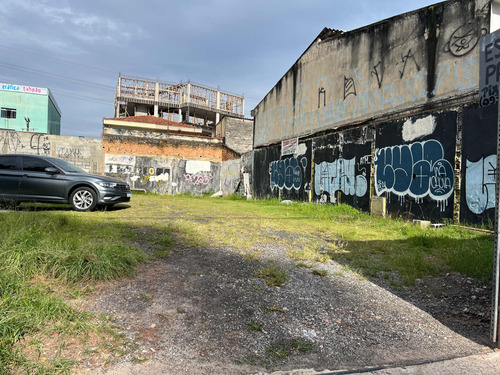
0;154;131;211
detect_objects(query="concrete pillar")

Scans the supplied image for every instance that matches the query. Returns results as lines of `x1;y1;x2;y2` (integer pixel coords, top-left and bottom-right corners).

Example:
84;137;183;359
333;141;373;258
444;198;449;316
178;109;182;122
241;94;245;117
216;89;221;124
154;82;159;117
187;81;191;104
115;77;122;117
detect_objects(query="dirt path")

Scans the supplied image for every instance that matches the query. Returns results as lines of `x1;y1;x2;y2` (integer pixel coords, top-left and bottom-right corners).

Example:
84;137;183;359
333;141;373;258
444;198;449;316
75;231;493;374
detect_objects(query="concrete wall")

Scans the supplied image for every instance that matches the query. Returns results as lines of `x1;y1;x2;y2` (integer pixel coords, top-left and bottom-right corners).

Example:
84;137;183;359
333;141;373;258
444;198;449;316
103;130;238;195
253;0;489;147
221;158;241;195
253;102;499;224
0;129;103;174
216;116;254;154
252;0;499;224
104;154;222;195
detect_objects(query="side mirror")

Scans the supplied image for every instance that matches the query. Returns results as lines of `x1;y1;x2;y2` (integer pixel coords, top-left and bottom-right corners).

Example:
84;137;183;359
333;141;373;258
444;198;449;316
45;167;59;174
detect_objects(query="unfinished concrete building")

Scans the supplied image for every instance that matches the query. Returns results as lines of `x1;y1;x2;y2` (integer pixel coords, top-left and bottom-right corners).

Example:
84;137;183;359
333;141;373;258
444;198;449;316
114;74;245;131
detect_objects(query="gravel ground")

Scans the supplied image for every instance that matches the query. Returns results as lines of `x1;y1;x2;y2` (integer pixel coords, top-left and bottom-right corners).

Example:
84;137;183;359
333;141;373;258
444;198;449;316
74;233;494;375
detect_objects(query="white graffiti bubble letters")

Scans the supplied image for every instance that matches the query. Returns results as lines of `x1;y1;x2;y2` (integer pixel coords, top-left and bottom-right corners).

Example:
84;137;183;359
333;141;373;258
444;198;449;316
465;155;496;214
314;157;367;198
269;156;307;191
374;139;454;211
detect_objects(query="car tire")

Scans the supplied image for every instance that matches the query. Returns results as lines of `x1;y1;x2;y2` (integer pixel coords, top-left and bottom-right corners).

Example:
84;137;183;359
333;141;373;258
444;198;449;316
70;187;97;212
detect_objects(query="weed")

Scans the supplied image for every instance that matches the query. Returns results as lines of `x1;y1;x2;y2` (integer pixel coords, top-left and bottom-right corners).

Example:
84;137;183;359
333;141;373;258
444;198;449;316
251;283;264;292
287;247;331;263
247;320;264;332
244;251;260;261
293;262;314;268
131;356;148;364
265;305;287;314
255;266;289;287
266;338;314;358
202;189;215;197
139;294;154;302
312;269;328;277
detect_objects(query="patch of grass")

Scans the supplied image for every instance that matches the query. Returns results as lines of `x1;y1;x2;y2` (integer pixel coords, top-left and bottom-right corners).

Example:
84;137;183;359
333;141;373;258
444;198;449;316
244;251;260;261
255;266;289;287
266;338;314;358
312;269;327;277
139;294;154;302
202;189;215;197
131;356;148;364
247;320;264;332
286;245;331;263
3;194;493;371
0;211;147;372
265;305;287;314
224;193;247;201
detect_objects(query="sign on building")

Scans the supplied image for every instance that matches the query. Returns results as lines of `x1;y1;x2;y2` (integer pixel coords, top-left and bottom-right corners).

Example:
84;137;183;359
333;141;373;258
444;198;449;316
0;83;48;96
479;29;500;107
281;138;298;156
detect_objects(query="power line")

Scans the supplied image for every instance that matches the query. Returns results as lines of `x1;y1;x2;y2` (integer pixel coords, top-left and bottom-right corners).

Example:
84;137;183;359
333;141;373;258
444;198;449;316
0;44;118;76
0;61;114;90
50;89;112;105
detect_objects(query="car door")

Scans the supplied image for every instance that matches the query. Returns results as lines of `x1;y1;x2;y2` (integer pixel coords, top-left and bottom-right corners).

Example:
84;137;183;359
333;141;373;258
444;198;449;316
0;155;22;202
18;156;67;202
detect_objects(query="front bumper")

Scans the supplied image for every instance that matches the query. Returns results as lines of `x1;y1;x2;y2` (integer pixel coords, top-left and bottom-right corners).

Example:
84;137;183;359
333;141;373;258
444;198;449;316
98;189;131;204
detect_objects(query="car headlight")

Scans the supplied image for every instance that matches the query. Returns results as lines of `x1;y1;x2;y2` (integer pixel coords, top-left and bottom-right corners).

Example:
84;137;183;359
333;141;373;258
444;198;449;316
97;181;118;188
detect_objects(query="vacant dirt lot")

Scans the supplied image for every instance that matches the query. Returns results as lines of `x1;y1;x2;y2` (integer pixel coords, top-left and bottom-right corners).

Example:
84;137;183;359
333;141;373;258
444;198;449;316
67;198;495;375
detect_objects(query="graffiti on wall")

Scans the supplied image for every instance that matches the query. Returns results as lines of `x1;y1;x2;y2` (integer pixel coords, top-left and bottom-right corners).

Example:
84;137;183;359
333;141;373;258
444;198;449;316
30;133;51;155
374;139;454;211
253;6;487;148
465;155;496;214
0;131;51;155
183;160;213;186
184;173;213;185
132;167;170;184
105;155;171;189
255;56;479;146
0;130;23;152
314;158;368;200
269;156;307;191
56;147;83;159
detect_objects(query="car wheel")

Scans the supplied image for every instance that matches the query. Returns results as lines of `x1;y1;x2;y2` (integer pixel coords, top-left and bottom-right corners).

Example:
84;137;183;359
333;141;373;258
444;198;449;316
70;187;97;212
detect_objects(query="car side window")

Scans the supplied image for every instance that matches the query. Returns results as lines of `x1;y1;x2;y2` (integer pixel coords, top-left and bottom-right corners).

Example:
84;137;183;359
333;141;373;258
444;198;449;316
0;156;17;170
22;157;55;173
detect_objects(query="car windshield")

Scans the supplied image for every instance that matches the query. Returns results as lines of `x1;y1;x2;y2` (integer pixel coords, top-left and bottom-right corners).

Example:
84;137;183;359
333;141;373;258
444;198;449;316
50;158;86;173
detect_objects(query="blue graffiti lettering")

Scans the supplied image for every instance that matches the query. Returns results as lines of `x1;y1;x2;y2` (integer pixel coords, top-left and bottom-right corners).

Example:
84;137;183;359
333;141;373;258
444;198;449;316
465;155;496;214
374;139;454;204
314;158;367;198
269;156;308;191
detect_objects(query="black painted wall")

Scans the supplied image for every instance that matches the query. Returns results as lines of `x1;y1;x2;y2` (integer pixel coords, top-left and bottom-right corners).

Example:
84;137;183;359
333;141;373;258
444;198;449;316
374;112;457;221
460;103;498;224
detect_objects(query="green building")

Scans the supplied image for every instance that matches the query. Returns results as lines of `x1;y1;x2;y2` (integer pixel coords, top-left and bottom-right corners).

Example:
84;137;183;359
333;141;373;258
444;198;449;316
0;82;61;134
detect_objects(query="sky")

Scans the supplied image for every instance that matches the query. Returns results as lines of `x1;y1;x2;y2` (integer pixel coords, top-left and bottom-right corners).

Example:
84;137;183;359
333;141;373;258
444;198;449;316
0;0;437;138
